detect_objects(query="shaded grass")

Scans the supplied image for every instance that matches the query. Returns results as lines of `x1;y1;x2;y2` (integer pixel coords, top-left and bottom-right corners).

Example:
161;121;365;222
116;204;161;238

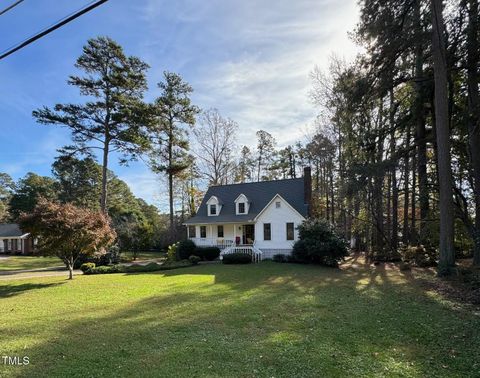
0;255;62;271
0;262;479;377
120;250;166;263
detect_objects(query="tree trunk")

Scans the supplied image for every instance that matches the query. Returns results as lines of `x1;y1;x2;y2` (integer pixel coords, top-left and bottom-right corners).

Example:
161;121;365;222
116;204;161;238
168;123;175;235
389;88;398;251
466;0;480;266
65;257;74;280
431;0;455;270
403;124;411;244
100;139;109;214
414;0;429;242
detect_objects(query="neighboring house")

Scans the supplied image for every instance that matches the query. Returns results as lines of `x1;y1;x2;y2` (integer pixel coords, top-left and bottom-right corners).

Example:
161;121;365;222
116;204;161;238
0;224;36;254
184;167;312;260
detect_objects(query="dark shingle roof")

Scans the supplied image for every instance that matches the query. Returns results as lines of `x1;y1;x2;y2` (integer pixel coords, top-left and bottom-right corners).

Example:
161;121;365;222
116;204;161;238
185;178;308;224
0;224;25;237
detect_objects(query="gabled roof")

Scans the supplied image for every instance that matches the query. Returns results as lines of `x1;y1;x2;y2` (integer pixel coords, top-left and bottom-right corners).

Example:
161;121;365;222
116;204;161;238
185;178;308;224
0;224;27;238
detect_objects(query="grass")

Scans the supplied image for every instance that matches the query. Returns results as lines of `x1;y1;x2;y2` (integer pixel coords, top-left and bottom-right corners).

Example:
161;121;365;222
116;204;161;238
0;261;479;377
120;250;166;262
0;255;62;271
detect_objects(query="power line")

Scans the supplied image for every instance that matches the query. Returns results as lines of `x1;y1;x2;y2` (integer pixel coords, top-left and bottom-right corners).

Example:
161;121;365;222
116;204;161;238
0;0;109;61
0;0;24;17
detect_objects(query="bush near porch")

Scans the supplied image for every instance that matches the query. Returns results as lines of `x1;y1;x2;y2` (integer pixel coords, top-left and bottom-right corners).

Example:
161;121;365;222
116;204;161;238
292;219;348;267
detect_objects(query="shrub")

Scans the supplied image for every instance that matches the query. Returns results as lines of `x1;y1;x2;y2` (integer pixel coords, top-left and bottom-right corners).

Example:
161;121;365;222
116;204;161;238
292;219;348;267
399;262;411;271
195;246;221;261
85;265;125;275
458;267;480;290
85;260;193;275
189;255;201;265
371;249;402;263
80;262;95;273
177;240;196;260
400;244;437;267
222;253;252;264
167;242;179;261
273;254;287;263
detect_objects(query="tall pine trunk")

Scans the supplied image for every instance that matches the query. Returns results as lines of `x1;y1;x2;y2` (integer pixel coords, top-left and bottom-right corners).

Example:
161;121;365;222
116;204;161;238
403;124;411;244
414;0;429;242
431;0;455;270
100;137;109;214
466;0;480;266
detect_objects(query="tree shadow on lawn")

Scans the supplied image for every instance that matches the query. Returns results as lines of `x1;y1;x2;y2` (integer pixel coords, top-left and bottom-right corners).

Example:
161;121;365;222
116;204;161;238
0;282;64;299
5;262;480;378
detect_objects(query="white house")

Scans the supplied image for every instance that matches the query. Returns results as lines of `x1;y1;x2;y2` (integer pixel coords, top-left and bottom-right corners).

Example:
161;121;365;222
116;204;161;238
184;167;312;261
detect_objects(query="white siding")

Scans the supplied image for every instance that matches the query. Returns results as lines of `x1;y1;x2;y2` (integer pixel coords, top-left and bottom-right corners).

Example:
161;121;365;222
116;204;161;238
254;196;304;251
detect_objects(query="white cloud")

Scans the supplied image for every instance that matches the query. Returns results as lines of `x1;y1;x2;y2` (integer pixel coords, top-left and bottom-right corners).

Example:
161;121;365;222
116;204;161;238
141;0;361;148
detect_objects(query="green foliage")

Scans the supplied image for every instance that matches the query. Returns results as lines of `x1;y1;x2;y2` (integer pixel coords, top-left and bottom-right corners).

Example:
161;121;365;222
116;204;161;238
0;173;15;222
222;253;252;264
85;260;192;275
52;156;102;210
194;246;220;261
177;239;196;260
9;173;57;219
371;249;402;263
80;263;96;273
32;36;152;212
167;242;179;261
272;254;288;263
400;244;438;267
292;219;348;267
85;265;125;275
457;267;480;292
189;255;201;265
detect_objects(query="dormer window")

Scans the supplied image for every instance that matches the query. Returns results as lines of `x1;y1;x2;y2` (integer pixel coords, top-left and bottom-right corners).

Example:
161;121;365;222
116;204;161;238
238;202;245;214
210;204;217;215
234;194;250;215
206;196;222;216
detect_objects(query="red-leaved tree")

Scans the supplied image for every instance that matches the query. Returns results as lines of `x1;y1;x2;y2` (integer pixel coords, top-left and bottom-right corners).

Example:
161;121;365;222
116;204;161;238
20;199;116;279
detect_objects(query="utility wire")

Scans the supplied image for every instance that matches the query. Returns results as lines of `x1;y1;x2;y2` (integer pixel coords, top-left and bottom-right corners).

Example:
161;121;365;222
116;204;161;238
0;0;109;61
0;0;24;16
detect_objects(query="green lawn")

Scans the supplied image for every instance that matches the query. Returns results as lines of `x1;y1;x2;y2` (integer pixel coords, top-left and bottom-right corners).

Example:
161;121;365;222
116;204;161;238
0;255;62;271
120;250;166;262
0;262;479;377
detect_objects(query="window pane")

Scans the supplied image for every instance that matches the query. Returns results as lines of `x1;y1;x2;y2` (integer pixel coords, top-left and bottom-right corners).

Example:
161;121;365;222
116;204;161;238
286;223;294;240
263;223;271;241
200;226;206;238
188;226;196;238
276;201;281;208
210;204;216;215
218;225;224;238
238;202;245;213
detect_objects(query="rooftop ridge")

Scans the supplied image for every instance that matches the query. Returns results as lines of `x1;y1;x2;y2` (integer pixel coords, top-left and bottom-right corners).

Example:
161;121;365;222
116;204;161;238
209;177;304;189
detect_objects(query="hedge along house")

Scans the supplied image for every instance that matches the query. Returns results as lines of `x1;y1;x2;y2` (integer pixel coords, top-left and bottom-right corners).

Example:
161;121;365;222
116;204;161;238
0;224;36;254
184;167;312;261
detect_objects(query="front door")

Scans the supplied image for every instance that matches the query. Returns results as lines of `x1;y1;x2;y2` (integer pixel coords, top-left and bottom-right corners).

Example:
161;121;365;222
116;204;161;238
242;225;255;245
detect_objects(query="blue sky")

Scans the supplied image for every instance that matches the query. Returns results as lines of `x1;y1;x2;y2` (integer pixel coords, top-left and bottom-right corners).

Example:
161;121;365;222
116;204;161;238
0;0;360;210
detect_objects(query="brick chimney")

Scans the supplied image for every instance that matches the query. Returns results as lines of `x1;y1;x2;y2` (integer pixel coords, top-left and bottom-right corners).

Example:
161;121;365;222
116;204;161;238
303;167;312;217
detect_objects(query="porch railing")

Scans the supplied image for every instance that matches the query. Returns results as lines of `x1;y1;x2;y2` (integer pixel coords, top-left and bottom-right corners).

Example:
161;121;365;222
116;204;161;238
190;238;234;250
220;244;263;263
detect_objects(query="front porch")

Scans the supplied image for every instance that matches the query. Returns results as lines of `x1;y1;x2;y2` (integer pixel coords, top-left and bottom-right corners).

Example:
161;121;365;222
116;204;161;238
188;223;255;250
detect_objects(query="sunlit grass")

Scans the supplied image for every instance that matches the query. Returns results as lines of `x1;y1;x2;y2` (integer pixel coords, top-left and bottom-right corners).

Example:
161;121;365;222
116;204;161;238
0;262;479;377
0;255;62;271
